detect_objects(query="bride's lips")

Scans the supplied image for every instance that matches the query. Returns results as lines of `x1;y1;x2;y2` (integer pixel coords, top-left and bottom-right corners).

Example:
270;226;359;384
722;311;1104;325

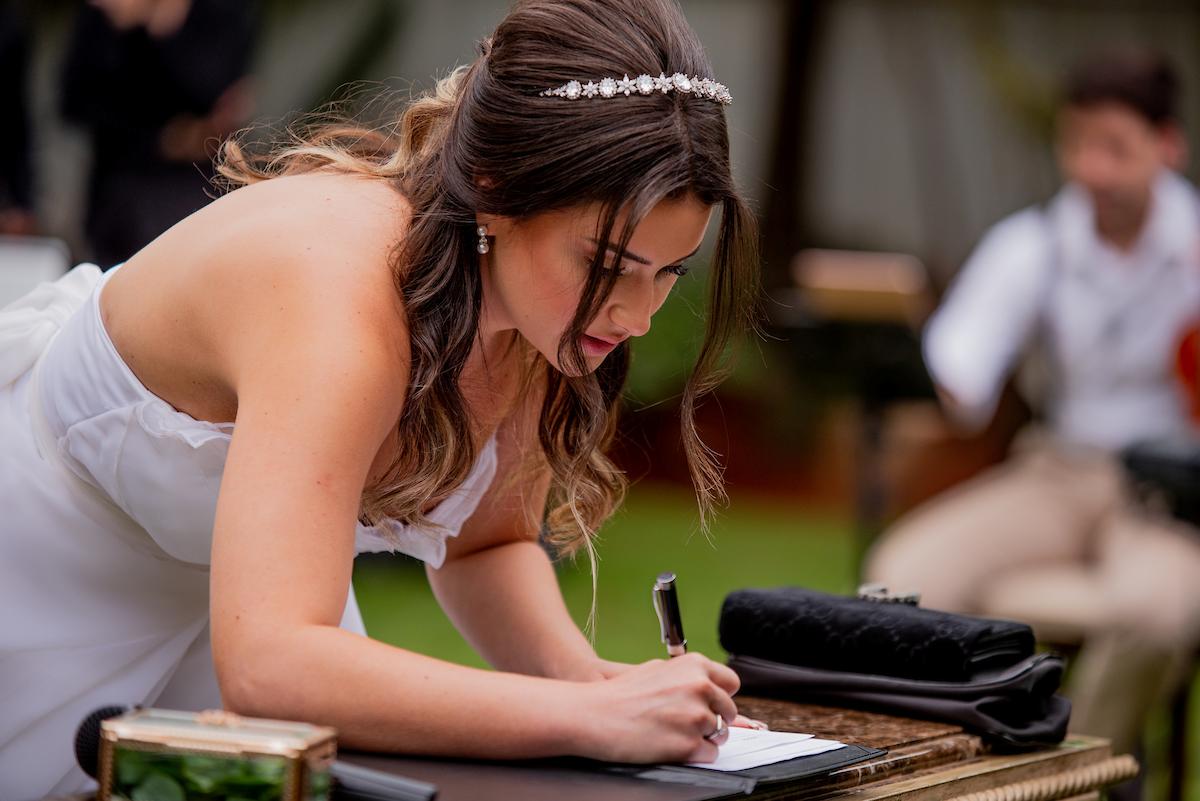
581;334;619;356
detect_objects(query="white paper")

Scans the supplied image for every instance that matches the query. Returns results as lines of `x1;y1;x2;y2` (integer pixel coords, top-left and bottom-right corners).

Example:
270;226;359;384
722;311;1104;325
685;727;847;772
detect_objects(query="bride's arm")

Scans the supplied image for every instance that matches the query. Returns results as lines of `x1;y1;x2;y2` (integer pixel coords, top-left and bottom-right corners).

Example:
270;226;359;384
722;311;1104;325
427;531;617;682
426;392;627;682
206;255;591;756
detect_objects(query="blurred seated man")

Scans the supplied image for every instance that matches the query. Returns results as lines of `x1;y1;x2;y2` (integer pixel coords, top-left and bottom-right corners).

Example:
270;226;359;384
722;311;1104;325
866;47;1200;758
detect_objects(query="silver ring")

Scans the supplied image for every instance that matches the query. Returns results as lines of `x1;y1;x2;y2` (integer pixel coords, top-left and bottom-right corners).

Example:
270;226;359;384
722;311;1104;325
704;713;728;741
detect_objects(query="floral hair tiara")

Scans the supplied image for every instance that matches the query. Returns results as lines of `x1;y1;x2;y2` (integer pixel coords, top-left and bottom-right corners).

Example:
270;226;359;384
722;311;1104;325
540;72;732;105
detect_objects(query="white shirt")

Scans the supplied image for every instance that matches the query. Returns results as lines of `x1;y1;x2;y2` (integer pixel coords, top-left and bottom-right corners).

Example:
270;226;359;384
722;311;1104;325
924;170;1200;451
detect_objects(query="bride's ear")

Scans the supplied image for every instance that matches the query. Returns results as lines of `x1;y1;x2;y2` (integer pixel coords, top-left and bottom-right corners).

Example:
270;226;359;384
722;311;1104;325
474;174;502;230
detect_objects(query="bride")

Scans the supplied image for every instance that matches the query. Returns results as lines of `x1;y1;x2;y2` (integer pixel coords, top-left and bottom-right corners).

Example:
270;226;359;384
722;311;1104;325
0;0;760;796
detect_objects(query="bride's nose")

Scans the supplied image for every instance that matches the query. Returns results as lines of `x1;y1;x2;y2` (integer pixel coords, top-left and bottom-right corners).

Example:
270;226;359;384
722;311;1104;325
606;282;655;338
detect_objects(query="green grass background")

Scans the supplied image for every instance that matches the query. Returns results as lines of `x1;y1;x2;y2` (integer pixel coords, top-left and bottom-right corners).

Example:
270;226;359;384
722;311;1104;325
354;483;856;667
353;484;1198;801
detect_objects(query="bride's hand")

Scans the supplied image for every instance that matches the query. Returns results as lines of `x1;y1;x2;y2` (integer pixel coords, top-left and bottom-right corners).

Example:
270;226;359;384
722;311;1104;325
589;660;766;728
569;652;739;764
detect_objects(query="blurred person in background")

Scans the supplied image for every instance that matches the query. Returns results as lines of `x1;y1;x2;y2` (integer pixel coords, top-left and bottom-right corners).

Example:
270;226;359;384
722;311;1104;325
866;47;1200;765
61;0;258;268
0;5;35;237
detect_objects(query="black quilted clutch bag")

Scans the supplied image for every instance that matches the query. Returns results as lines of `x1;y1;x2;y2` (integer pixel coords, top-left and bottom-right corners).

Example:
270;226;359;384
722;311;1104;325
719;586;1035;682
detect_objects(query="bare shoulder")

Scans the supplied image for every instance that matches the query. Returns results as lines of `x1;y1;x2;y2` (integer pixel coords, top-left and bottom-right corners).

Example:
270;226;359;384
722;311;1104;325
102;171;413;425
200;171;411;350
195;170;409;310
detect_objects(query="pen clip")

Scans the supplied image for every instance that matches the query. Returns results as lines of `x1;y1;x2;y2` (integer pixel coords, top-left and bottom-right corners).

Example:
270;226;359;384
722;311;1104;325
653;584;669;641
653;572;686;655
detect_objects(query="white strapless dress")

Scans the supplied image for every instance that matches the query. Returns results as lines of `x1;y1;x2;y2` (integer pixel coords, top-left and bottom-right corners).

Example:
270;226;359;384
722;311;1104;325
0;264;498;800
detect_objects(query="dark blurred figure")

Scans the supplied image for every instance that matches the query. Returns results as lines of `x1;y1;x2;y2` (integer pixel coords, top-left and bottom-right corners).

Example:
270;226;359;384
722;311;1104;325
867;47;1200;769
0;6;35;236
62;0;259;268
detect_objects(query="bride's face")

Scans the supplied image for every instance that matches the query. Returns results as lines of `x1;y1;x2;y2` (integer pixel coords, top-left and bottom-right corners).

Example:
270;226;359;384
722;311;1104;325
479;194;712;375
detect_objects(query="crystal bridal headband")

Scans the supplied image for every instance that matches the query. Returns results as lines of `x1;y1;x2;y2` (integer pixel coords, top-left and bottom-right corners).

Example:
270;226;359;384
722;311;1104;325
540;72;732;105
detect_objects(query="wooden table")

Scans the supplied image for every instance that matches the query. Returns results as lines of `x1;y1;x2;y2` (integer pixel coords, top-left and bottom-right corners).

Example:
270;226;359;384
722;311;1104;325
731;696;1137;801
50;696;1137;801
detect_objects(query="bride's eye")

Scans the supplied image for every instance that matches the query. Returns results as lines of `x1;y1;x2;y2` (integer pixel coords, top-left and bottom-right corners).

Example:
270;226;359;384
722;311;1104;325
584;254;631;276
664;263;690;277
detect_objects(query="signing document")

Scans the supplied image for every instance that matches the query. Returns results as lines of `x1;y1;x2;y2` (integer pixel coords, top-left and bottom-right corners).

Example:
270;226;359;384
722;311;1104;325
686;727;848;772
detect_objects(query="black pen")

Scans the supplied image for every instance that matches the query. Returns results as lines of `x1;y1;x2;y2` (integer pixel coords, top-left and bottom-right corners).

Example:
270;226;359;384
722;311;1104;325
652;571;687;657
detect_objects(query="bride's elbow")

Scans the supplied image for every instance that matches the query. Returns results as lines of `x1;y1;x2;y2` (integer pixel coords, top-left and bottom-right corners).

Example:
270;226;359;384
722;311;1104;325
212;630;295;719
215;651;278;718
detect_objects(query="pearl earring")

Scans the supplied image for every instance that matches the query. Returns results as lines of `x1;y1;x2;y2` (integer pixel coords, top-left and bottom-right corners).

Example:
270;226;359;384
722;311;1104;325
476;225;490;255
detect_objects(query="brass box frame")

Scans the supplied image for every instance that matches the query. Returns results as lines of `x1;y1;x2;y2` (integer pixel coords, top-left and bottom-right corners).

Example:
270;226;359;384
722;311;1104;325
96;708;336;801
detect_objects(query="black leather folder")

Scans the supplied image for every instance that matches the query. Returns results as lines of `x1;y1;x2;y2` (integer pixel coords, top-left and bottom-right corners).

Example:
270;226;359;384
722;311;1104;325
599;742;886;794
341;741;884;800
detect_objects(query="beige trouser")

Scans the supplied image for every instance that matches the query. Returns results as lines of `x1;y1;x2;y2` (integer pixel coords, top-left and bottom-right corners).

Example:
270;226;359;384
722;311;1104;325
865;434;1200;754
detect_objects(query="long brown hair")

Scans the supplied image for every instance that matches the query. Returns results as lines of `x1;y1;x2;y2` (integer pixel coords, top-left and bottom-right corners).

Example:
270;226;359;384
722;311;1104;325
217;0;759;579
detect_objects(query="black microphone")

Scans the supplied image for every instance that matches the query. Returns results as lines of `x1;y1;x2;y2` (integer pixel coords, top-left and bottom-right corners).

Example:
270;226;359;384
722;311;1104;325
75;706;437;800
74;705;131;780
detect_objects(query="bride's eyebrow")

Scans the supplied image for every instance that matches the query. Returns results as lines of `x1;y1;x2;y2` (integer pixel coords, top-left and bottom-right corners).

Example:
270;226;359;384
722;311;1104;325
586;237;701;266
